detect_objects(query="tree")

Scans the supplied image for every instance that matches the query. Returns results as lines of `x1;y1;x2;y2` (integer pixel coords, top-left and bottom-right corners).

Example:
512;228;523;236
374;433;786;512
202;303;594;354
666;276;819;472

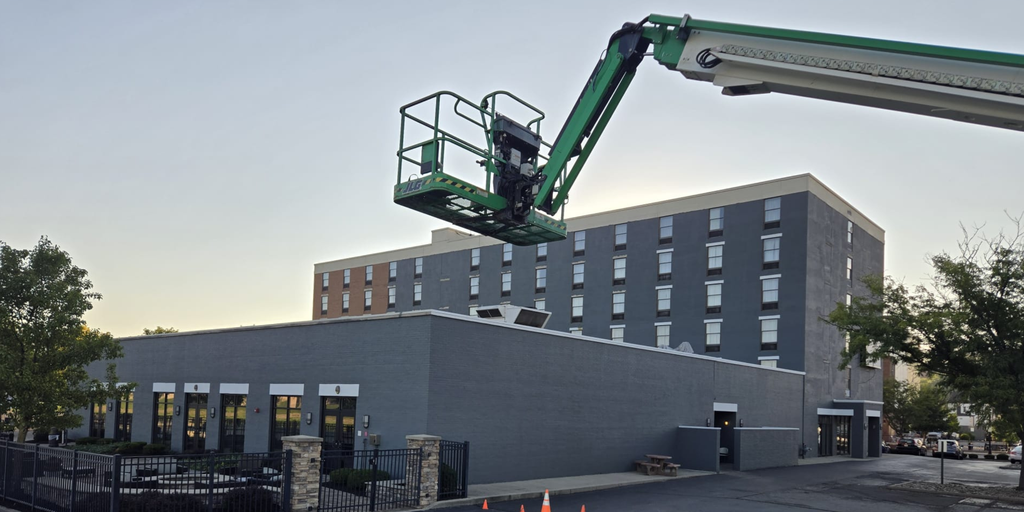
883;377;916;437
911;378;960;434
827;220;1024;488
142;326;178;335
0;237;125;442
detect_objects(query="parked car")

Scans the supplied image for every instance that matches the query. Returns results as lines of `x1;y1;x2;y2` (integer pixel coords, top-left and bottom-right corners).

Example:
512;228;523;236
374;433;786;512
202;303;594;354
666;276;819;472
933;440;965;460
892;438;927;455
1010;445;1021;464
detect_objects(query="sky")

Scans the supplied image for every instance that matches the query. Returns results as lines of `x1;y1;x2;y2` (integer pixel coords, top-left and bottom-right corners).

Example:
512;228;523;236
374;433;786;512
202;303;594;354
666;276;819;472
1;0;1022;337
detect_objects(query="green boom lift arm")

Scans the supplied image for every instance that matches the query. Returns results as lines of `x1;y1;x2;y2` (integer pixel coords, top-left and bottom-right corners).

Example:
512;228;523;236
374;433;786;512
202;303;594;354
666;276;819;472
394;14;1024;245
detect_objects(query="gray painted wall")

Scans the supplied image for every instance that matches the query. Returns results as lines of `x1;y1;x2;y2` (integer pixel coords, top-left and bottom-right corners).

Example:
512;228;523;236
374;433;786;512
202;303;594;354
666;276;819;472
674;427;720;473
733;428;800;471
421;315;803;484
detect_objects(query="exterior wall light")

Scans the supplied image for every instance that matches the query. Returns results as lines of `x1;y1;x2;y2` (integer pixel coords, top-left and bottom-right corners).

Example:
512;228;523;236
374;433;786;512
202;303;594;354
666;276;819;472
306;412;313;425
108;402;114;410
706;418;711;427
363;415;370;429
209;407;216;419
174;405;181;416
739;419;744;427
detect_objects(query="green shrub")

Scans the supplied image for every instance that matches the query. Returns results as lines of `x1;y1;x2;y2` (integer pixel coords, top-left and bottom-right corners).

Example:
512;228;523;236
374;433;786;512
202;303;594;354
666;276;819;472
219;487;280;512
439;463;459;495
344;469;390;495
969;454;978;459
74;437;99;445
329;468;353;486
142;443;169;456
96;438;114;445
120;491;206;512
984;454;996;460
115;442;148;455
997;454;1010;461
959;433;975;441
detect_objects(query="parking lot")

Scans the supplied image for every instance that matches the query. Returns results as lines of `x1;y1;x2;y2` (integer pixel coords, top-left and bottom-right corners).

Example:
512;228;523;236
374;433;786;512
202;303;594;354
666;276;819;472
445;454;1024;512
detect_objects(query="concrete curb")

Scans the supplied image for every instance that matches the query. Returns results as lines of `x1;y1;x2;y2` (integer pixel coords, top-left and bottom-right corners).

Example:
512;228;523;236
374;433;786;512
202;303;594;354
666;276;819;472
425;475;703;509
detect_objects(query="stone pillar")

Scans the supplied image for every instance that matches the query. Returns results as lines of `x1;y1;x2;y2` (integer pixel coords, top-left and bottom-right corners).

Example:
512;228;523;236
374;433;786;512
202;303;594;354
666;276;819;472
406;434;441;508
282;435;323;512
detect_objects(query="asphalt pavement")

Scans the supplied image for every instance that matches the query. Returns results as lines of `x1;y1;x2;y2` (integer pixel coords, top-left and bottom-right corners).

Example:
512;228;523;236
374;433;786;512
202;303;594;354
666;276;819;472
441;454;1024;512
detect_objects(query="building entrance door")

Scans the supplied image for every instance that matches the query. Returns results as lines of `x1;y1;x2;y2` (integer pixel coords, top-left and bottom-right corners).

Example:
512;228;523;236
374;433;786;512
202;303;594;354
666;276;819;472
321;397;357;471
714;411;736;464
818;416;834;456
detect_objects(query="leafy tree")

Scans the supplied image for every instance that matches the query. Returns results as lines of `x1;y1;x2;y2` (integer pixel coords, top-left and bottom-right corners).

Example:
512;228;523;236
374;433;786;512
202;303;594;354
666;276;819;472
883;378;916;437
142;326;178;335
0;237;125;442
911;378;960;434
827;222;1024;488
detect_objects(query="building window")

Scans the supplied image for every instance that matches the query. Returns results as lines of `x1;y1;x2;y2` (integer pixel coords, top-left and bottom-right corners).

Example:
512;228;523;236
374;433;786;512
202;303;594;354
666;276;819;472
502;243;513;266
365;265;373;285
413;283;422;306
763;237;780;270
571;296;584;323
657;251;672;281
846;257;853;283
764;197;781;229
501;272;512;297
614;224;627;250
534;298;546;311
572;262;585;289
114;392;133;442
388;286;396;307
760;318;779;350
569;327;583;336
613;256;626;285
656;287;671;317
183;392;208;453
387;262;397;282
659;216;673;244
363;289;372;311
610;326;624;343
705;321;721;352
320;295;328;315
414;257;423;278
536;243;547;262
90;402;106;439
707;244;723;276
270;395;301;451
342;292;349;313
471;248;480;271
760;359;778;368
847;220;853;244
709;207;724;237
343;269;350;288
215;394;246;453
469;305;478;317
706;283;722;314
469;276;479;300
535;267;547;293
612;291;625;320
656;324;671;348
573;231;586;256
322;272;329;291
762;277;779;310
152;392;173;445
846;293;852;307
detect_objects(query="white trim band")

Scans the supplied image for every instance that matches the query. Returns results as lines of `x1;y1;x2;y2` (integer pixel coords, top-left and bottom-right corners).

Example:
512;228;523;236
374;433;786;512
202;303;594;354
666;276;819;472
714;402;738;412
704;319;723;324
656;248;674;254
705;241;725;247
818;408;854;417
219;383;249;395
760;274;782;280
319;384;360;397
705;280;724;285
867;410;882;418
610;324;626;329
270;384;304;396
654;321;672;327
655;285;673;290
759;315;781;320
678;426;721;430
184;383;210;394
833;399;884;405
761;233;783;240
735;427;799;431
153;382;175;393
758;356;780;361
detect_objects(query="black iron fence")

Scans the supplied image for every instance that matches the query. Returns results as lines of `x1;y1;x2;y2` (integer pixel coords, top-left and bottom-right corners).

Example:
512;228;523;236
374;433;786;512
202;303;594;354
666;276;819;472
318;448;421;512
1;441;289;512
437;441;468;501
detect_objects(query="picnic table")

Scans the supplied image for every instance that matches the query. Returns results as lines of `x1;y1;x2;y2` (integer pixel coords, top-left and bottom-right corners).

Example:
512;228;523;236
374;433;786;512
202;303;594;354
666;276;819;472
634;454;680;476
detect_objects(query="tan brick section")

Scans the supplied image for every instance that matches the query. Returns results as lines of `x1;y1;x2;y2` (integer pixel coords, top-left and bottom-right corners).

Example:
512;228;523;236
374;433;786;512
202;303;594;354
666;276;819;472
406;435;441;508
282;435;323;512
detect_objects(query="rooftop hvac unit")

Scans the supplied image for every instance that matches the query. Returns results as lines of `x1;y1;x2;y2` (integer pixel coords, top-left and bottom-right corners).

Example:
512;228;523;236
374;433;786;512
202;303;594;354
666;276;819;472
473;305;551;329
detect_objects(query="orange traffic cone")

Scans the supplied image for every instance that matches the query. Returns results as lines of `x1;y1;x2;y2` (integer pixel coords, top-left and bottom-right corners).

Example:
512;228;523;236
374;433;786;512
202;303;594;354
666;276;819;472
541;489;551;512
520;506;525;512
581;506;586;512
482;499;488;509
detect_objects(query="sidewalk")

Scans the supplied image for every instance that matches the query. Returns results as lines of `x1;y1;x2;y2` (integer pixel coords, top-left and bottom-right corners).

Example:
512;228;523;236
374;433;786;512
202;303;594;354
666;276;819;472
798;455;878;466
426;469;714;509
